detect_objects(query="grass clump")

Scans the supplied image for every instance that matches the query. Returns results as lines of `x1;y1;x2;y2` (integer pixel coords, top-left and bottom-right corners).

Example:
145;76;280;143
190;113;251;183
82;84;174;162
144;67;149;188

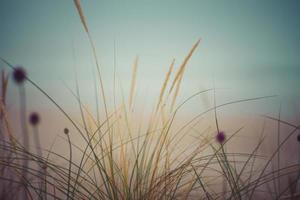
0;1;299;199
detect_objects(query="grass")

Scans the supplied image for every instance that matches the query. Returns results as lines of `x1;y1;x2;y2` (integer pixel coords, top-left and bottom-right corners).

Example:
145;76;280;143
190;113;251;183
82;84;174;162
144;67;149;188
0;1;300;199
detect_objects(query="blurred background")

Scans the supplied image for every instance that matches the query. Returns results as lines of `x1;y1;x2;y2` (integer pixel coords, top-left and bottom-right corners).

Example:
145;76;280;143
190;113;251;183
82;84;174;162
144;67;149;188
0;0;300;154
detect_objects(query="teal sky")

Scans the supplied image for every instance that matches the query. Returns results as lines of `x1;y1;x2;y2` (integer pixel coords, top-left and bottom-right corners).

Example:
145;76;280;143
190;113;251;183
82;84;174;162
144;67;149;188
1;0;300;117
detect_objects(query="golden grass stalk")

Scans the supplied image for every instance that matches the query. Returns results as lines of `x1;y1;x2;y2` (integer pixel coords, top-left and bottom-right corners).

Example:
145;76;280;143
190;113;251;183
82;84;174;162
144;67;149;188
129;56;138;109
169;39;201;111
0;70;13;143
156;59;175;112
168;39;200;95
170;75;183;112
73;0;111;143
73;2;117;189
0;101;16;147
1;70;8;106
73;0;89;33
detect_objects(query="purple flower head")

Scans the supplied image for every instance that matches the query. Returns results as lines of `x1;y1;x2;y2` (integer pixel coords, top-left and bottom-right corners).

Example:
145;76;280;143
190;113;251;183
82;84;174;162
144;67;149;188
297;134;300;142
64;128;69;135
216;131;226;144
13;66;27;84
29;112;40;126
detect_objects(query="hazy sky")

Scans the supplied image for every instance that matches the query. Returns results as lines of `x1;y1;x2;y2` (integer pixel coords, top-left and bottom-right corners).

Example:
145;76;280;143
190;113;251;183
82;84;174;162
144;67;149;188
1;0;300;117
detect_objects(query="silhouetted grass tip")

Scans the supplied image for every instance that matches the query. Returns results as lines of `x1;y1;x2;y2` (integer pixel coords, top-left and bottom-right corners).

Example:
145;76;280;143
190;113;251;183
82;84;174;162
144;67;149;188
13;66;26;84
29;112;40;126
297;134;300;142
216;131;226;144
64;128;69;134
